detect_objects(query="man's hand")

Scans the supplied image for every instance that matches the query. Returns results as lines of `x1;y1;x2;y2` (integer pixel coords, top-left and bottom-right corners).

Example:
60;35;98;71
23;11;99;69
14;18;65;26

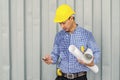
77;57;95;67
42;54;53;65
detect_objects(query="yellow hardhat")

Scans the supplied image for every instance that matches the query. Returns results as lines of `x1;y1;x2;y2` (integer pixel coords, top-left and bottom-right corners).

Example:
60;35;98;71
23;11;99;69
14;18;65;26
54;4;75;23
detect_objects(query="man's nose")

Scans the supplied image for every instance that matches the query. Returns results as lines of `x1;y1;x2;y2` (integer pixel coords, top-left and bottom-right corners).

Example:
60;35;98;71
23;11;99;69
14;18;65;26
61;25;66;29
60;24;64;28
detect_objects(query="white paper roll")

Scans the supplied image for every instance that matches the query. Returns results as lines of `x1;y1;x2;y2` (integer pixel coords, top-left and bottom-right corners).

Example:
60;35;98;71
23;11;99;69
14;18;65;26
68;45;99;73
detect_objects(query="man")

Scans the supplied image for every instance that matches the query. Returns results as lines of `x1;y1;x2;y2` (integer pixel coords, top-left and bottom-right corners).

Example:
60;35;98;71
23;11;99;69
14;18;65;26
42;4;101;80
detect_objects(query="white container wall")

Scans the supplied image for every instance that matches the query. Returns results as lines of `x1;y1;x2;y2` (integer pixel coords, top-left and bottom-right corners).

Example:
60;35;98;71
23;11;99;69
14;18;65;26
0;0;120;80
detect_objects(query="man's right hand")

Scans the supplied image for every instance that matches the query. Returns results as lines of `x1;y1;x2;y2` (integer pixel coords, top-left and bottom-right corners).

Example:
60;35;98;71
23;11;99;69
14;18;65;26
42;54;53;65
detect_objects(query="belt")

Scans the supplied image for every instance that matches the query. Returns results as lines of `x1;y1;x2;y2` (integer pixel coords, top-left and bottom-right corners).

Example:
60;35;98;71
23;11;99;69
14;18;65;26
62;71;87;79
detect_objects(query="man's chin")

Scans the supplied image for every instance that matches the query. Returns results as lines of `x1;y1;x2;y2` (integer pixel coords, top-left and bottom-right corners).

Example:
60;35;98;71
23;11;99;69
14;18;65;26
66;31;70;32
65;30;69;32
64;29;68;31
64;29;70;32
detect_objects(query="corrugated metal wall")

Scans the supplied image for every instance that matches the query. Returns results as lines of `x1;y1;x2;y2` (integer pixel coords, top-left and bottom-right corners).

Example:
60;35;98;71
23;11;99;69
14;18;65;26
0;0;120;80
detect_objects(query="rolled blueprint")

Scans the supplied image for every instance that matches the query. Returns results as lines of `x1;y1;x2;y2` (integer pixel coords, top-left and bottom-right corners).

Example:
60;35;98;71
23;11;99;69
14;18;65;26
68;45;99;73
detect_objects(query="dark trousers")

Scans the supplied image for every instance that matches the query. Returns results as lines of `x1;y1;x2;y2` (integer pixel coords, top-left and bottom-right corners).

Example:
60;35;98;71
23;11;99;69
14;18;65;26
55;75;87;80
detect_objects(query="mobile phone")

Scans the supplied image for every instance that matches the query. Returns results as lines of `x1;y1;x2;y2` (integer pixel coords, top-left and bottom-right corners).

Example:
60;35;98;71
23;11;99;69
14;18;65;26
42;57;47;61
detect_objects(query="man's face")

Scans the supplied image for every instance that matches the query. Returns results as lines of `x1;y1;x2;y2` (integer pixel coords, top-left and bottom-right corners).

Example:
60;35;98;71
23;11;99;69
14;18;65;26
59;17;73;32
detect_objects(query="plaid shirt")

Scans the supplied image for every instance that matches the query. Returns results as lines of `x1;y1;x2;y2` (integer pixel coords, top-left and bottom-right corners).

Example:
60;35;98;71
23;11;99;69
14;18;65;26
51;25;101;73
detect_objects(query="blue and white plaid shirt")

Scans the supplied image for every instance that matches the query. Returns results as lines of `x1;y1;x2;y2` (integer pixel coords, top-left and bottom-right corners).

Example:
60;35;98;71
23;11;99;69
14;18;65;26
51;25;101;73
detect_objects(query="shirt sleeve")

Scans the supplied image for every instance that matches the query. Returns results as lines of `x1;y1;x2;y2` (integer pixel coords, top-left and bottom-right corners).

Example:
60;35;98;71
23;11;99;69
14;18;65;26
87;32;101;64
51;33;60;64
